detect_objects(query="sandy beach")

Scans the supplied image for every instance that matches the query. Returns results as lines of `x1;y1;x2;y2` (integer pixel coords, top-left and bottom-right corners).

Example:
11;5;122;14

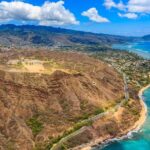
135;84;150;130
76;85;150;150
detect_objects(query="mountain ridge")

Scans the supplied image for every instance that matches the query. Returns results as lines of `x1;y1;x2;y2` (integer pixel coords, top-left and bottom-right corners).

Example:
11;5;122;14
143;34;150;40
0;24;138;47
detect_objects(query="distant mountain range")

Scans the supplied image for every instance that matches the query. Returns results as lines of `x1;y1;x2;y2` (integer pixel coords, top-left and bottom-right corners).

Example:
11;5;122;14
143;35;150;41
0;24;141;48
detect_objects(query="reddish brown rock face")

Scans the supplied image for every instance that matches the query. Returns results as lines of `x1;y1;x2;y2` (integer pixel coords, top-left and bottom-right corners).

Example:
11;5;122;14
0;50;124;149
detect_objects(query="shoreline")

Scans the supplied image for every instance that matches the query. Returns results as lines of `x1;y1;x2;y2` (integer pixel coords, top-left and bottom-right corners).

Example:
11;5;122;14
78;84;150;150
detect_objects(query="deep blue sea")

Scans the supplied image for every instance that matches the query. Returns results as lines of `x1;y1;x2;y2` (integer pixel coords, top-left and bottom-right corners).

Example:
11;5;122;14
112;41;150;59
95;88;150;150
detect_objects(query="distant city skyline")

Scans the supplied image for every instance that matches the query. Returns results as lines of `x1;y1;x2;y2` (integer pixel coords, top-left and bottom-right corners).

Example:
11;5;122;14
0;0;150;36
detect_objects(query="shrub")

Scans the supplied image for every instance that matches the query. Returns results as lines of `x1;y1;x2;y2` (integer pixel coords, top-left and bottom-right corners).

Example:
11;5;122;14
26;117;43;136
94;108;104;115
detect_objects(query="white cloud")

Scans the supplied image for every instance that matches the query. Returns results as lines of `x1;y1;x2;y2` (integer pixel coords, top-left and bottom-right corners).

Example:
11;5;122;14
0;1;79;26
103;0;116;9
118;12;138;19
127;0;150;13
104;0;126;10
104;0;150;18
104;0;150;13
82;8;110;23
117;1;126;10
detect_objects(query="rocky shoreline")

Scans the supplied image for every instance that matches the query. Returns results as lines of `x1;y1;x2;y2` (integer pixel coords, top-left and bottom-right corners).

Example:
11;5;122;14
76;85;149;150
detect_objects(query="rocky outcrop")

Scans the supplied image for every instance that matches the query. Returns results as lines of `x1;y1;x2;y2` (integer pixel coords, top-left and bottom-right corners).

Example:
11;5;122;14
0;51;124;149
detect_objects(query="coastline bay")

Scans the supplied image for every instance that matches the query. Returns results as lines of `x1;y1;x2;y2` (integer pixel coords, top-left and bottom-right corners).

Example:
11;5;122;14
94;41;150;150
96;87;150;150
112;41;150;59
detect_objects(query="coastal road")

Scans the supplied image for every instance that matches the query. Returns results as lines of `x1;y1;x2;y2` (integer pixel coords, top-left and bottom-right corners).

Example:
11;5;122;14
51;72;129;150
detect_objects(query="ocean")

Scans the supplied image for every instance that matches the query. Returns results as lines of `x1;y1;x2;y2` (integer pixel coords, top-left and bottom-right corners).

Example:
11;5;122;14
95;87;150;150
112;41;150;59
96;41;150;150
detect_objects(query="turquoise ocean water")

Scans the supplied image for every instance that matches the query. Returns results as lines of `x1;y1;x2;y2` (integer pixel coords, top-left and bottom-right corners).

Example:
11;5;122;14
96;41;150;150
112;41;150;59
95;41;150;150
95;88;150;150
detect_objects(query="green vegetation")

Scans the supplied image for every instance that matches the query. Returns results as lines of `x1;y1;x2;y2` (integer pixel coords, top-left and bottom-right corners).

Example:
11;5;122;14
94;108;105;115
26;116;43;136
93;49;150;93
123;99;129;107
123;100;140;116
46;119;93;149
60;144;68;150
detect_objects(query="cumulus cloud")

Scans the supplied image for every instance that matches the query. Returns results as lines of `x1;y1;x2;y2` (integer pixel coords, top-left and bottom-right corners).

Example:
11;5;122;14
103;0;116;9
0;1;79;26
118;12;138;19
104;0;126;10
104;0;150;19
127;0;150;13
82;8;109;23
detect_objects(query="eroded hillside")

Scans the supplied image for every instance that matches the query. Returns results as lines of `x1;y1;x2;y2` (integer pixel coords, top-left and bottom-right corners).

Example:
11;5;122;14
0;50;124;150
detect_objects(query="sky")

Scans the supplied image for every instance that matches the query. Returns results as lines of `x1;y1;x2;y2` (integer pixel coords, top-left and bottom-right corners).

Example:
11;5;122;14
0;0;150;36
